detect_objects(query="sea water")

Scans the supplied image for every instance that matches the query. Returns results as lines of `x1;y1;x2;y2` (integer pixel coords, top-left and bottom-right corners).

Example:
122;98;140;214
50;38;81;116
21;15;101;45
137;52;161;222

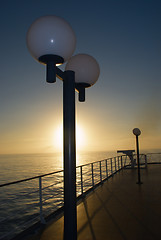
0;151;116;185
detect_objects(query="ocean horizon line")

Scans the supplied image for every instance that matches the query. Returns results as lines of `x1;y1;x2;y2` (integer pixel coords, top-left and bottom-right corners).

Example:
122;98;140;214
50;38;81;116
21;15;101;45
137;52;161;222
0;148;161;156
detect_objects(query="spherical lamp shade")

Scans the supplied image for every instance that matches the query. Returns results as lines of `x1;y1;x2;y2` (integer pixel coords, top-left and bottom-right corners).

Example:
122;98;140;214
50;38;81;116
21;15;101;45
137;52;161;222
26;15;76;63
65;54;100;86
133;128;141;136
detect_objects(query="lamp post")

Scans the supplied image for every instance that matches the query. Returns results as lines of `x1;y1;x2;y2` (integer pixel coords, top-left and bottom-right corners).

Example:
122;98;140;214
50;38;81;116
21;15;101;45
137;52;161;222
26;15;100;240
133;128;142;184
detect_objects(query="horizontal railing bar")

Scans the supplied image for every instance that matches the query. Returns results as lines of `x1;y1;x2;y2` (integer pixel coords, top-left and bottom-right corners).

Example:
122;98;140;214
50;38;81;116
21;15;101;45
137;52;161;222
76;157;114;168
0;169;63;188
146;152;161;155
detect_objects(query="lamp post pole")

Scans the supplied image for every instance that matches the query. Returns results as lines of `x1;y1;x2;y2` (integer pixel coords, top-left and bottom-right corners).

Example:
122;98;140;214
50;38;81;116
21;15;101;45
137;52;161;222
63;71;77;239
136;134;141;184
133;128;142;184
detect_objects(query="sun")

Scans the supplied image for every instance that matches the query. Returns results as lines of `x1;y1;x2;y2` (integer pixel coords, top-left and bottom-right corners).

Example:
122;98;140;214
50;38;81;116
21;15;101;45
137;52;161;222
76;125;85;150
53;124;86;151
53;125;63;151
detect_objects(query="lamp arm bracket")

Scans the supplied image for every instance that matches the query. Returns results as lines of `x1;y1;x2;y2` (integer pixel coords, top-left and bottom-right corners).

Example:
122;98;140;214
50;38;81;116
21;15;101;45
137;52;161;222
56;67;64;80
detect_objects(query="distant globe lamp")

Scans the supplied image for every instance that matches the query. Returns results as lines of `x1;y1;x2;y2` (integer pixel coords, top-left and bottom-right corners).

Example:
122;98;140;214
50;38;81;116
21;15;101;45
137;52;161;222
133;128;141;136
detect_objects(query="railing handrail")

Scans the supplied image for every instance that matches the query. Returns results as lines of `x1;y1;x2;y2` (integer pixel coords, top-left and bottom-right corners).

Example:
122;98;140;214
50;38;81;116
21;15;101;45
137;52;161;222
147;152;161;155
0;169;63;188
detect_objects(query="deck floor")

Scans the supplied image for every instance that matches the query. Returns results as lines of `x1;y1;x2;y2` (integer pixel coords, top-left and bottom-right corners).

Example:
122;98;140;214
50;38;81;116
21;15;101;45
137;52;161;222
27;164;161;240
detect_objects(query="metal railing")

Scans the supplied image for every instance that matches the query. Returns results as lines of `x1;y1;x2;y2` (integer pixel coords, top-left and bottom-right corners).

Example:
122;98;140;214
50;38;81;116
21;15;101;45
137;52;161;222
0;153;151;240
146;152;161;164
123;153;148;168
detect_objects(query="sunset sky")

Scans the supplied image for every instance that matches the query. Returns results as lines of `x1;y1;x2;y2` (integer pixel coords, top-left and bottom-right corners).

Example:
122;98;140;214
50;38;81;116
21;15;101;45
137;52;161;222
0;0;161;154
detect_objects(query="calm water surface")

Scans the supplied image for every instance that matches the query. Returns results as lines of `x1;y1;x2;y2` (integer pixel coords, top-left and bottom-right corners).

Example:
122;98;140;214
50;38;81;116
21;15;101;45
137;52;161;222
0;151;116;184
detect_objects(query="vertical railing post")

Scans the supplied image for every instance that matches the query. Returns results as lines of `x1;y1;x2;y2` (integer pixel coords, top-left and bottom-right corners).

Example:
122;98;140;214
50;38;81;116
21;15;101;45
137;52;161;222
136;135;142;184
91;163;94;187
124;155;127;167
39;177;46;224
111;158;113;175
145;154;147;168
118;156;120;170
114;157;117;171
121;156;123;168
80;166;83;195
105;159;108;178
100;161;102;183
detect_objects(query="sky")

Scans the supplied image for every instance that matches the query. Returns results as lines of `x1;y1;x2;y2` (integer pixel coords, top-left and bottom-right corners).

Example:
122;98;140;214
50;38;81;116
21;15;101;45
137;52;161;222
0;0;161;154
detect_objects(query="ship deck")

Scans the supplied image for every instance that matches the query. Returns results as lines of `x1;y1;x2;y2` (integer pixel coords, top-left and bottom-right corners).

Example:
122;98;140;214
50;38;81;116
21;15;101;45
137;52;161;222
27;164;161;240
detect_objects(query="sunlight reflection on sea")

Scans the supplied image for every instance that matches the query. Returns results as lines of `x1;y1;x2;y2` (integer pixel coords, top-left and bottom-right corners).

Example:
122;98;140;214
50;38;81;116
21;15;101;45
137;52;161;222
0;151;116;184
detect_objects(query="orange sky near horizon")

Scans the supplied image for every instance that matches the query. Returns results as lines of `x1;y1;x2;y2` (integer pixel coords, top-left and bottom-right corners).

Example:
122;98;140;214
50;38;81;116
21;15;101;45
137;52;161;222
1;107;161;155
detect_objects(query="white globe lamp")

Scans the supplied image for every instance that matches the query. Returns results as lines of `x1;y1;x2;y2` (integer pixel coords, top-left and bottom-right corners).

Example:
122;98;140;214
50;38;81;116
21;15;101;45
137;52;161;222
26;15;76;65
65;54;100;101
